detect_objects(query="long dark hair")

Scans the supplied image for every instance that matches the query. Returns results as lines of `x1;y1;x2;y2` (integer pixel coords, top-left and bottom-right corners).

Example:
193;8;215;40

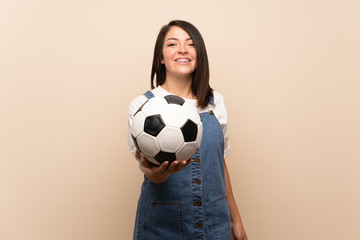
151;20;213;108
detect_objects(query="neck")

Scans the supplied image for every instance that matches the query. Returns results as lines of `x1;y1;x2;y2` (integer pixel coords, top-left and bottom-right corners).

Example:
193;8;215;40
161;75;195;99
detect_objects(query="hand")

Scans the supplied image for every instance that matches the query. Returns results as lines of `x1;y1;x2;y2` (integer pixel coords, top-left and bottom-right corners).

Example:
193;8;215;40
141;156;192;183
231;222;248;240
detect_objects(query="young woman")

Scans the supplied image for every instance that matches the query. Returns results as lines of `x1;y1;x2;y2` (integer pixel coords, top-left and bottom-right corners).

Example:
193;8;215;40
128;20;248;240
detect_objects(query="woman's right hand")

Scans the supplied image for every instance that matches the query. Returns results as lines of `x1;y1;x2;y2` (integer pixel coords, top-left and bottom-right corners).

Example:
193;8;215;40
140;156;192;184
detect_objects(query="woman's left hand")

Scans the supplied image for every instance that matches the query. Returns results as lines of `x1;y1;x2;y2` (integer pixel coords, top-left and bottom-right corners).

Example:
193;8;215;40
231;222;248;240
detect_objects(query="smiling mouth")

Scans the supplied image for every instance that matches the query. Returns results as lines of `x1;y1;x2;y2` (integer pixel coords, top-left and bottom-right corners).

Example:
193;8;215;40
175;58;191;62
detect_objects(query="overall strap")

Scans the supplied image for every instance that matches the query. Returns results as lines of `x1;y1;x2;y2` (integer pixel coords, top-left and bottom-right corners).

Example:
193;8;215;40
144;90;155;99
209;96;215;105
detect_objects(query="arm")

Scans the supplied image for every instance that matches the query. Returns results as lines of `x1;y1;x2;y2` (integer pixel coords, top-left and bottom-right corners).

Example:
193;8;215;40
224;159;248;240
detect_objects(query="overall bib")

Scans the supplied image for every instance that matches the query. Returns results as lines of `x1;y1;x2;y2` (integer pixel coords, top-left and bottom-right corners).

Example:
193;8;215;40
133;91;230;240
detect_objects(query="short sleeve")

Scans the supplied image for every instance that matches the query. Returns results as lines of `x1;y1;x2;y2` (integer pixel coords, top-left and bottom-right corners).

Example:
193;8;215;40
212;91;231;158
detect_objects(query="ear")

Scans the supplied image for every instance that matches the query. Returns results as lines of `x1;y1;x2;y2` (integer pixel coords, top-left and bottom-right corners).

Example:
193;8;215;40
161;58;165;64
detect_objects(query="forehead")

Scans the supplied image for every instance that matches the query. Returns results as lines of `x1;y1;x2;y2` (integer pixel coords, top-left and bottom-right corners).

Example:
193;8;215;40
164;26;191;40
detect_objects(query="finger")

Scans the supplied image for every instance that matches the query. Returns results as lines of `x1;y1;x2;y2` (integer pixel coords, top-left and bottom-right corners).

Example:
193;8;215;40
171;160;192;173
158;161;169;173
177;160;188;170
141;157;152;168
183;159;193;168
166;160;179;173
171;161;185;172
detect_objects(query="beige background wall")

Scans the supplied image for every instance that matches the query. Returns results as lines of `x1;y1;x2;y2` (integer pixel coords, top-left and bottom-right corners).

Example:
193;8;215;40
1;0;359;239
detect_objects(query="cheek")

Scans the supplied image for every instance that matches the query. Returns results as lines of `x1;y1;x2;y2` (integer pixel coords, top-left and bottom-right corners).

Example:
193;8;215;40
191;50;197;62
161;50;172;64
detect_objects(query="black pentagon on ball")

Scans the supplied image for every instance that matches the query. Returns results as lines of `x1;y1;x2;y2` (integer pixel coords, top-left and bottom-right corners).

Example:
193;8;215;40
155;151;177;164
181;119;198;142
144;114;165;137
164;95;185;106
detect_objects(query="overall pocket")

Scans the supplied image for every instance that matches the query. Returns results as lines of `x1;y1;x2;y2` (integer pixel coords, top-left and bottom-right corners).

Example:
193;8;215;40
142;202;184;240
212;196;231;240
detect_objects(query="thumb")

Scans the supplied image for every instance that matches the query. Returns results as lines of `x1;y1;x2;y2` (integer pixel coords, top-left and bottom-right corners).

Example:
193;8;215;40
141;157;152;168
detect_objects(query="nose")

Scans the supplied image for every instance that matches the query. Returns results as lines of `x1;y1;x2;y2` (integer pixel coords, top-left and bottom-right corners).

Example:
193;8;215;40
178;43;188;54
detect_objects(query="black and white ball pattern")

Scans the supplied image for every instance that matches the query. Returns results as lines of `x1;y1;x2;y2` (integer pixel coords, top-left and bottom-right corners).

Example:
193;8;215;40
131;95;203;165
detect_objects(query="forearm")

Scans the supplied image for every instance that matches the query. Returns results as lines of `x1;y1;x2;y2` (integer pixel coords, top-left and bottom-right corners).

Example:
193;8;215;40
224;159;242;224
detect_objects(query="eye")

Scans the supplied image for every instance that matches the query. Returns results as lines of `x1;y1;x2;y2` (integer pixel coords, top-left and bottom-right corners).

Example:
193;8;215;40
167;43;176;47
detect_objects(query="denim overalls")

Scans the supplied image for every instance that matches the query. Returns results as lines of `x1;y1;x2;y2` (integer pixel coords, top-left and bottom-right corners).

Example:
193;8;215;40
133;91;230;240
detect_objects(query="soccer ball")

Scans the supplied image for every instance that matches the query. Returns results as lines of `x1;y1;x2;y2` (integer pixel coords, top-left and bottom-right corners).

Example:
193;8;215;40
131;95;203;165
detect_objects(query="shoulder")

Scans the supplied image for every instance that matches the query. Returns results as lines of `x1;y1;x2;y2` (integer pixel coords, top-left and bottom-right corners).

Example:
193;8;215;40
128;87;165;116
211;90;229;124
128;94;148;116
212;90;226;106
212;90;228;113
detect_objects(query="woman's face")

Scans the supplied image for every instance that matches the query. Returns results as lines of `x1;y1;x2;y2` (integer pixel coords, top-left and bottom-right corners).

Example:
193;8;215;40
161;26;197;79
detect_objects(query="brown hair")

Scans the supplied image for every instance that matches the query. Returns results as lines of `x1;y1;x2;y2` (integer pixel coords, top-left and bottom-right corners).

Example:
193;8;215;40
151;20;213;108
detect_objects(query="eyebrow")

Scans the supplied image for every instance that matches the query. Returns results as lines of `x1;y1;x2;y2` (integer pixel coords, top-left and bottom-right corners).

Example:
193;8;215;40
165;37;193;41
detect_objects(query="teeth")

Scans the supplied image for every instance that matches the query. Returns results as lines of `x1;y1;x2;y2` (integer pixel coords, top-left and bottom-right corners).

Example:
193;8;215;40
175;59;190;62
